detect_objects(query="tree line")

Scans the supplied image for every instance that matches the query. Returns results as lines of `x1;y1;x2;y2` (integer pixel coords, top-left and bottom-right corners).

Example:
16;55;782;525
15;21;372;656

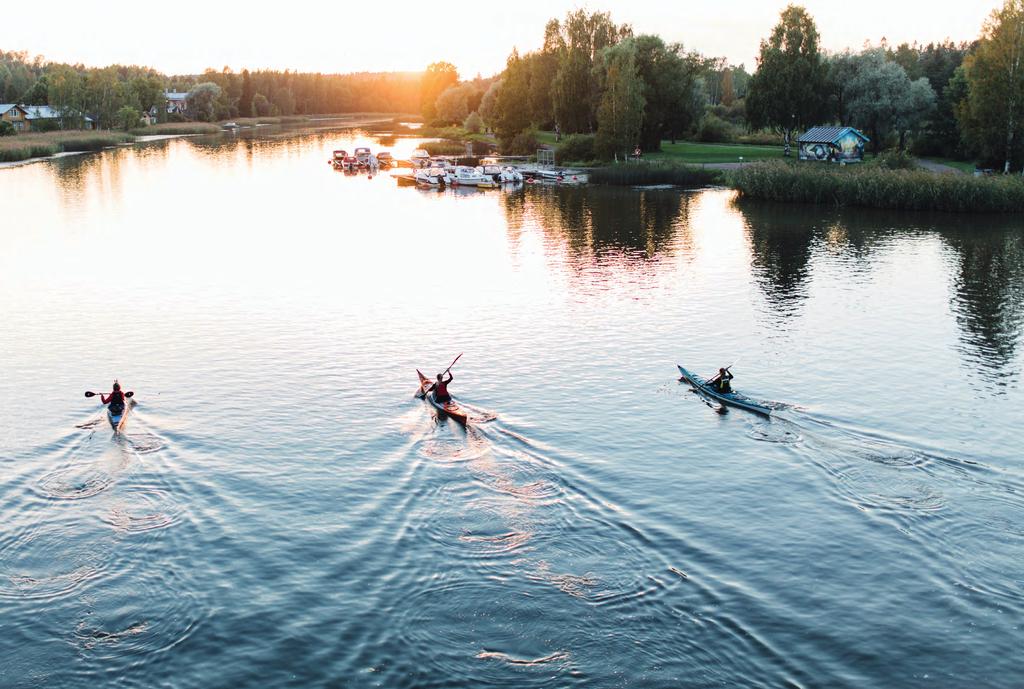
421;10;748;159
436;2;1024;171
0;50;422;130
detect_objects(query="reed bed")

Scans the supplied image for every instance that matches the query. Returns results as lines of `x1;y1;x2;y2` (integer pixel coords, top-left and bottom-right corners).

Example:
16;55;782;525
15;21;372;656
730;160;1024;213
421;140;468;156
130;122;220;136
589;162;722;187
0;131;134;162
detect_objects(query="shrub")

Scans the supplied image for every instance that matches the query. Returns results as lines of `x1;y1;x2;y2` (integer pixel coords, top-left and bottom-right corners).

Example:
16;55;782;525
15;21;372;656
555;134;596;164
590;162;722;187
502;129;539;156
730;160;1024;213
470;139;496;156
696;114;736;143
0;121;15;136
871;150;918;170
736;130;782;146
464;111;483;134
117;106;142;131
31;118;62;133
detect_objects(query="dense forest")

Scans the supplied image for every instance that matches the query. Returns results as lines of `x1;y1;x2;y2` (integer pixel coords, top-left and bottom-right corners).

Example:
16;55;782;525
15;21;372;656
0;50;421;129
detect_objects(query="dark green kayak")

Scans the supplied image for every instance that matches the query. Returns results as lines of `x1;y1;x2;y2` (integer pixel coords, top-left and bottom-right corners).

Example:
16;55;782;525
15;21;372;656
677;365;771;416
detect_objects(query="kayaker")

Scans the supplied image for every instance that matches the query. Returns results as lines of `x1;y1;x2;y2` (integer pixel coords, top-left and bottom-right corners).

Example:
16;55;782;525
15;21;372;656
710;368;734;394
99;381;130;414
430;372;453;403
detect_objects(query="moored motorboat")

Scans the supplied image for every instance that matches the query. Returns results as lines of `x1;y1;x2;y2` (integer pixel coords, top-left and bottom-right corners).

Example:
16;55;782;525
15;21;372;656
409;149;431;168
677;365;771;416
448;165;492;187
354;147;372;168
330;150;348;169
415;167;451;186
477;164;523;184
417;369;468;424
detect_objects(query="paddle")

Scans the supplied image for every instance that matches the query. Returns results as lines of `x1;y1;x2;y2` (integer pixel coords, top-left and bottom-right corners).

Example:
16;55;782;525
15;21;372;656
415;353;463;399
704;359;741;387
84;391;133;398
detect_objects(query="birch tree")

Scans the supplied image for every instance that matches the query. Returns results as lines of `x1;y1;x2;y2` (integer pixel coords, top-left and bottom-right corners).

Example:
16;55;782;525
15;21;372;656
958;0;1024;172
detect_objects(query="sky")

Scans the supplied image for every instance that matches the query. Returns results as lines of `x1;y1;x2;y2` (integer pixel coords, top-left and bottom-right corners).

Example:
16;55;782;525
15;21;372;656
1;1;999;77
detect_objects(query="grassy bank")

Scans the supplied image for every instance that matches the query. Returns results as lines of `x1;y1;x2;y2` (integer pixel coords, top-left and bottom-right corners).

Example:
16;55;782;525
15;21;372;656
130;122;220;136
730;160;1024;213
538;132;782;164
649;141;782;164
0;131;134;162
590;162;723;187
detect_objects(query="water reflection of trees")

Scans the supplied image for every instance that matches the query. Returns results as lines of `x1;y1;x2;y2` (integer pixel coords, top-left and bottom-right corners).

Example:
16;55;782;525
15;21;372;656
738;197;1024;372
940;224;1024;373
500;185;691;284
738;200;932;310
737;200;827;311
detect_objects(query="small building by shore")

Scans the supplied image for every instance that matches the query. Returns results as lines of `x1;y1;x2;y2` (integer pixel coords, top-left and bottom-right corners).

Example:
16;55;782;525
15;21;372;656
1;104;96;132
797;126;869;163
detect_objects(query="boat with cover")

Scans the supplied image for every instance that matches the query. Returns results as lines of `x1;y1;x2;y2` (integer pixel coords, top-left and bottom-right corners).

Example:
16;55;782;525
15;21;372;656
409;149;432;168
415;167;451;186
448;166;492;187
417;370;468;424
330;150;348;169
677;365;771;416
354;147;373;168
478;164;524;184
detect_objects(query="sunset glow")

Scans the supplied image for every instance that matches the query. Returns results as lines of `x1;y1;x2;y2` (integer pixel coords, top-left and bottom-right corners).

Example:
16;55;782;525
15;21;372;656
4;0;999;76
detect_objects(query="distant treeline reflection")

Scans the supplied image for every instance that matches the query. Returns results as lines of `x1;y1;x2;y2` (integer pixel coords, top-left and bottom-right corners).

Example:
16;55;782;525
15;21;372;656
503;186;1024;370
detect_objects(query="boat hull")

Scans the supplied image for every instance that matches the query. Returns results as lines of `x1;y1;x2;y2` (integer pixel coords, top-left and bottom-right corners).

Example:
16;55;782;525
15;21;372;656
677;365;771;416
107;402;131;432
417;369;468;424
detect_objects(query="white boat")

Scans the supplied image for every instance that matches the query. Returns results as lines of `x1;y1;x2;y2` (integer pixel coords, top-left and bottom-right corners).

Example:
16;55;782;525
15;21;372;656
409;149;432;168
415;167;451;186
480;165;522;183
448;165;492;187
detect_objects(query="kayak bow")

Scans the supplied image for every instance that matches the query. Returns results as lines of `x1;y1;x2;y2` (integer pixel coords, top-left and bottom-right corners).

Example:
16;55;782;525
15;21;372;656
677;365;771;417
417;369;469;425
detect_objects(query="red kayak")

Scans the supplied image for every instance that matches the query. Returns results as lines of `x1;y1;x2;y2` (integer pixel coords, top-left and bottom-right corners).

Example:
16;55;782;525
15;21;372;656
417;369;468;425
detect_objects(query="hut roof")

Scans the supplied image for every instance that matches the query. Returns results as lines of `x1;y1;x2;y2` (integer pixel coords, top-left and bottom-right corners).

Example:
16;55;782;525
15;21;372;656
798;126;870;144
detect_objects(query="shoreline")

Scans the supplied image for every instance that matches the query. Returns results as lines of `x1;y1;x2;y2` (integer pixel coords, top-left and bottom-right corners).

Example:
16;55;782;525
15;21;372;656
0;114;400;168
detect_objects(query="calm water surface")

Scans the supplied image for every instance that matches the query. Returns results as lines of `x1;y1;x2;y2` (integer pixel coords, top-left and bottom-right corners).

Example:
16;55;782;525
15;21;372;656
1;125;1023;688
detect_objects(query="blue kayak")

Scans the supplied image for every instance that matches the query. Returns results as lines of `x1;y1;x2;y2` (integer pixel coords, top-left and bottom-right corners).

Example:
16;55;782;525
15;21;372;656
677;365;771;416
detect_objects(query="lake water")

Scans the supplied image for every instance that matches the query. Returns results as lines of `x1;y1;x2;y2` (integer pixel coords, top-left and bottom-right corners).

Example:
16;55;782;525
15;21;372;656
1;124;1022;688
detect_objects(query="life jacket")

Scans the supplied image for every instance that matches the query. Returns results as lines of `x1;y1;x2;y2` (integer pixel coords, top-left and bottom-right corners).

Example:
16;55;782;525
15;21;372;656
435;380;449;399
108;390;125;409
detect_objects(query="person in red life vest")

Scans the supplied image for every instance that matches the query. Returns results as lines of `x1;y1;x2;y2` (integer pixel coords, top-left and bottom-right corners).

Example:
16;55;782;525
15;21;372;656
429;371;453;403
100;381;131;414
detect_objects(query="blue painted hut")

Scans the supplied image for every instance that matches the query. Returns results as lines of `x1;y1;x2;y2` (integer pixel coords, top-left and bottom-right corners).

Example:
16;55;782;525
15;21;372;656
797;126;869;163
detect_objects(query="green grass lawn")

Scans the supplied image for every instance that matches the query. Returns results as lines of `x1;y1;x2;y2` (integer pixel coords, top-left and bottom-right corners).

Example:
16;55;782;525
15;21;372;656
920;157;977;174
536;132;782;163
648;141;783;164
536;130;558;146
